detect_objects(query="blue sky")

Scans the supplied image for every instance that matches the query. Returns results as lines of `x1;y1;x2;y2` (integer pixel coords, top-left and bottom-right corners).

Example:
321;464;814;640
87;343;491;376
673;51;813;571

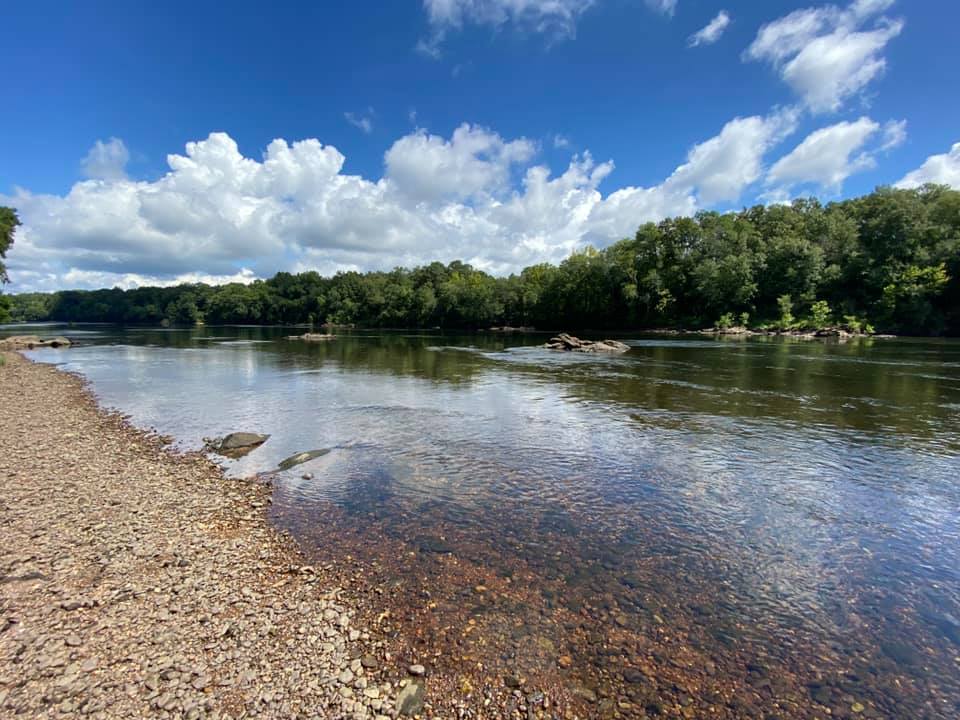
2;0;958;291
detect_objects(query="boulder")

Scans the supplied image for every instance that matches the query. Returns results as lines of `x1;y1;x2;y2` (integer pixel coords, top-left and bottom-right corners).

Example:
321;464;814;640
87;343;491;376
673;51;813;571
544;334;629;354
278;448;331;471
0;335;72;350
204;432;270;458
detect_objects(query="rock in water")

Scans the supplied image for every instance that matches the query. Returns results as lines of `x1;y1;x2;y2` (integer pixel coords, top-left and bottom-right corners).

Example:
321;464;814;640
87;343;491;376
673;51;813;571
204;432;270;458
220;432;271;450
396;680;425;716
544;334;629;354
587;340;631;353
277;449;331;471
286;333;337;342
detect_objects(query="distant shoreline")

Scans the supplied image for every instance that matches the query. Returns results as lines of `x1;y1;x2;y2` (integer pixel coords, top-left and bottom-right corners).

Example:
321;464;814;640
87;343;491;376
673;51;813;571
2;320;909;339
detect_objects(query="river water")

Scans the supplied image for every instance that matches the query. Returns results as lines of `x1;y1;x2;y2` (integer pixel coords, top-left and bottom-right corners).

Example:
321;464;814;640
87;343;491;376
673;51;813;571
9;324;960;718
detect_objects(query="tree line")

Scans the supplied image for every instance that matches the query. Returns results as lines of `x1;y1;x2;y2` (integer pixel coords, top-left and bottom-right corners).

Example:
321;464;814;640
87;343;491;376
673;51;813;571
3;185;959;334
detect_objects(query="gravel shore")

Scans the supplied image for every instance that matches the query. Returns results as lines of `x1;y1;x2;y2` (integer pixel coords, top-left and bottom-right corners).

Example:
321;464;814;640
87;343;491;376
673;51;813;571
0;352;409;719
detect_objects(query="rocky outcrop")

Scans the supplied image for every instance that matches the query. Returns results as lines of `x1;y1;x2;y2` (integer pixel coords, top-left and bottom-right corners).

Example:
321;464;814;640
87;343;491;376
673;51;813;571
545;333;630;354
489;326;536;333
203;432;270;458
0;335;72;350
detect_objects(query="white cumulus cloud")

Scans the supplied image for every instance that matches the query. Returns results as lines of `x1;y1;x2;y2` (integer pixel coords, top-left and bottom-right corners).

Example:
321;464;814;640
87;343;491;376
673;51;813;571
665;108;799;204
766;116;905;193
744;0;903;113
2;114;797;292
385;124;536;203
896;142;960;189
81;138;130;181
689;10;730;47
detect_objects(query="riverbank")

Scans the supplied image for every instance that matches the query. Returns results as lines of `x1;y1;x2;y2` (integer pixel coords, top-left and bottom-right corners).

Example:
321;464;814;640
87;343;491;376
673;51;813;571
0;352;408;719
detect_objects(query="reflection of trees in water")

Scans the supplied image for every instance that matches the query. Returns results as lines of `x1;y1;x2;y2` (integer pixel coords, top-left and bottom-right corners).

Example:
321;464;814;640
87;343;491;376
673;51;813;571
275;332;502;384
88;326;960;450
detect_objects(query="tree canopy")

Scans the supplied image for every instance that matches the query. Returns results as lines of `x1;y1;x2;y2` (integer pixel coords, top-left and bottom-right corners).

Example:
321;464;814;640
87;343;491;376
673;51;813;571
0;207;21;322
5;186;960;335
0;207;18;283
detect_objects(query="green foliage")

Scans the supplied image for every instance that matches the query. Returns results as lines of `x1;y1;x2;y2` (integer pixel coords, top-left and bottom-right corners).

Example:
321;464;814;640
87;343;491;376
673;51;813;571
809;300;832;329
0;207;21;321
880;263;950;332
716;312;734;330
777;295;795;329
0;206;20;285
6;292;55;322
3;186;959;335
842;315;875;335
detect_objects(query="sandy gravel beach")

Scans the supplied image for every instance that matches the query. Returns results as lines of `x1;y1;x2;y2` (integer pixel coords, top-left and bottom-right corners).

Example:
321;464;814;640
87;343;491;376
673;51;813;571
0;352;412;719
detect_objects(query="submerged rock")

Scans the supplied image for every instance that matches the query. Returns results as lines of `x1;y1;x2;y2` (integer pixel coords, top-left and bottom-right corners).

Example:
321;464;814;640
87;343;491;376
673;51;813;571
396;680;425;716
278;448;331;471
544;333;630;354
415;535;454;554
0;335;72;350
204;432;270;458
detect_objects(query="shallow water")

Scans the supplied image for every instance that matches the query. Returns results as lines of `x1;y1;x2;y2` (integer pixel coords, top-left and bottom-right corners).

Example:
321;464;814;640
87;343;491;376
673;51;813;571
9;323;960;717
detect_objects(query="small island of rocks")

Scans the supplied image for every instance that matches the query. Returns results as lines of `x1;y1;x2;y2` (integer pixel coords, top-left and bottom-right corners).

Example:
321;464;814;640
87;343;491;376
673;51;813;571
544;333;630;354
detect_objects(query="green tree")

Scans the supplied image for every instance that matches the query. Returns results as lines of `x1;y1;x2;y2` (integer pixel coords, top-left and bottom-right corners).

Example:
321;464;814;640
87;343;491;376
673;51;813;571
0;207;19;285
809;300;832;329
777;295;795;329
0;207;20;321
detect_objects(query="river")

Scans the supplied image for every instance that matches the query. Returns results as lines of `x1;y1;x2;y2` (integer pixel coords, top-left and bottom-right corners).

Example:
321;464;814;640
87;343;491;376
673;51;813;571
7;323;960;718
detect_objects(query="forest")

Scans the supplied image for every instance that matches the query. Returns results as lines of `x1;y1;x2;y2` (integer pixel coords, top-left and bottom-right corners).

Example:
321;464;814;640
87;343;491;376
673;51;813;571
3;185;959;335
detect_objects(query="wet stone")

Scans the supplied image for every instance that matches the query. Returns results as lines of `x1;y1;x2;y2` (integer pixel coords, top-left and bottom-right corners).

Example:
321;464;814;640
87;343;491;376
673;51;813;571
396;680;425;716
